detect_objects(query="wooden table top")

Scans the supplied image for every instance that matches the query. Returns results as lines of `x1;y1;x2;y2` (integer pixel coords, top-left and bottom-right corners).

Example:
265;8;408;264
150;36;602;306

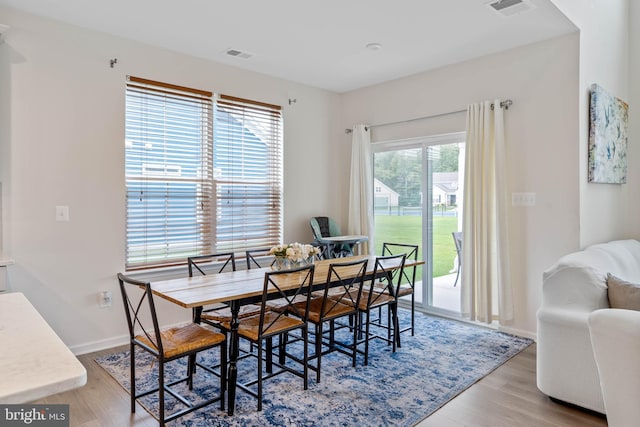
151;255;422;309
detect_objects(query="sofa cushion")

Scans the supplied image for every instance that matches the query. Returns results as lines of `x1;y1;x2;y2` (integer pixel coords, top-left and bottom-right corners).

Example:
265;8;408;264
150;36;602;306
607;273;640;310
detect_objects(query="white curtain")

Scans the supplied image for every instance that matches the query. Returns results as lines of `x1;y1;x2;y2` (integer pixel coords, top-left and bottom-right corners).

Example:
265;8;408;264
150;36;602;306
348;124;374;255
461;101;513;325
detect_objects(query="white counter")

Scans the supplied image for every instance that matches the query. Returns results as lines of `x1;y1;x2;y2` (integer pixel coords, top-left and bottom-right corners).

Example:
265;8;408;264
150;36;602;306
0;292;87;403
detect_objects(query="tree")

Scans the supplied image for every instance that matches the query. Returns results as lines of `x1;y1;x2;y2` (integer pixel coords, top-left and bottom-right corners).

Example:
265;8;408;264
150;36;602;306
374;149;421;207
432;144;459;173
374;143;461;209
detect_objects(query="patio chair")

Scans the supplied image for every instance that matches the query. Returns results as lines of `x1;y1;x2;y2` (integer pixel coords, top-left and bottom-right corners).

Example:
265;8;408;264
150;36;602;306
452;232;462;287
309;216;353;258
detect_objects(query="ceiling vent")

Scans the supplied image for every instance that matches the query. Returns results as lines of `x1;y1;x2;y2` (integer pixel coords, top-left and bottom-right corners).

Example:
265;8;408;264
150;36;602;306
487;0;535;17
224;48;253;60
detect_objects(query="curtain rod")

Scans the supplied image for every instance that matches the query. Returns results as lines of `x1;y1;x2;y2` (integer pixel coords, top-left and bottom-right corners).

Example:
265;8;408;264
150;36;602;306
344;99;513;134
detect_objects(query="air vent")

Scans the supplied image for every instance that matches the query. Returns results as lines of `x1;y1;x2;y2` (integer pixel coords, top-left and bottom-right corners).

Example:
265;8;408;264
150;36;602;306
487;0;535;16
224;48;252;60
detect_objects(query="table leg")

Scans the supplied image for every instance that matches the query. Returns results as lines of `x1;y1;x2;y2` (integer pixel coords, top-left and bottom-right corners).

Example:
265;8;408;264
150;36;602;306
227;300;240;416
192;306;203;323
191;307;204;375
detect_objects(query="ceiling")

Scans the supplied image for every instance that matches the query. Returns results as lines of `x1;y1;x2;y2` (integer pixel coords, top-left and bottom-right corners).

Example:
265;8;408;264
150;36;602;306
0;0;577;93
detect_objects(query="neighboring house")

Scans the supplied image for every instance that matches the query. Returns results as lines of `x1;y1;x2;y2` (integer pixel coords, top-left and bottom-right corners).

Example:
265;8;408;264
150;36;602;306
374;178;399;212
432;172;458;206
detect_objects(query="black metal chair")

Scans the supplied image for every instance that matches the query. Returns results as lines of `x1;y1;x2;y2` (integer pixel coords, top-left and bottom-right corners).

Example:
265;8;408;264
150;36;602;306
356;253;406;365
245;248;275;270
288;258;368;382
234;265;315;410
117;273;227;426
452;232;463;287
188;253;262;329
382;243;419;338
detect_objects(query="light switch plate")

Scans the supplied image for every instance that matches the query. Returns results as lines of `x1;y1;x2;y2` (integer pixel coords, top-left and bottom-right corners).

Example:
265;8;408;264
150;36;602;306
512;192;536;207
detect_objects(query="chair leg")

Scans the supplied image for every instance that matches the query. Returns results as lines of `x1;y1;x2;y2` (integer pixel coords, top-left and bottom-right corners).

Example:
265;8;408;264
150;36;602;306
453;264;460;287
266;337;273;374
158;360;165;426
387;305;392;345
220;341;227;411
364;311;370;366
187;354;195;390
315;323;323;383
257;343;263;411
130;344;136;414
279;333;287;366
351;314;358;367
411;293;415;336
303;327;309;391
329;319;335;344
392;303;400;351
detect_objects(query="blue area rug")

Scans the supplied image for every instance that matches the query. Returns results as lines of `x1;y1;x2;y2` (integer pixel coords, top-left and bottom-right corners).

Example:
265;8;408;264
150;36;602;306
96;310;532;426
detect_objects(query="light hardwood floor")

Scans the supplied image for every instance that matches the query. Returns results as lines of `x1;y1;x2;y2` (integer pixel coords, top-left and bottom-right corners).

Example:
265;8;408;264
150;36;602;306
33;343;608;427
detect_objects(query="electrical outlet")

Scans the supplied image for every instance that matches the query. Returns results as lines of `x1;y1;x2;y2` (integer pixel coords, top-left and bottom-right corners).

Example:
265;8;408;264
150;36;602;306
98;291;112;308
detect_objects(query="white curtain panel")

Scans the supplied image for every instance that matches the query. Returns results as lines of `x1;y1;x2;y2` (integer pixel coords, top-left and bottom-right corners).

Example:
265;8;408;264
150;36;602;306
461;101;513;325
348;124;374;255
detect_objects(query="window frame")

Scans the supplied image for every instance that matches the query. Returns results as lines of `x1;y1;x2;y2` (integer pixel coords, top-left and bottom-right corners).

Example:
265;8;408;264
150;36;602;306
124;76;283;271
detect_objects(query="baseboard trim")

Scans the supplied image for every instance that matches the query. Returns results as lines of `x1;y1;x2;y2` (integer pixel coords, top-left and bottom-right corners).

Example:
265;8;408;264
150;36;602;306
498;325;537;341
70;320;194;356
70;334;130;356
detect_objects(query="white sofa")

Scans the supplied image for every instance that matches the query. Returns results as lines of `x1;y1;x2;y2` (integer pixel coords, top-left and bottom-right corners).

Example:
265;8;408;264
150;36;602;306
536;239;640;413
589;309;640;427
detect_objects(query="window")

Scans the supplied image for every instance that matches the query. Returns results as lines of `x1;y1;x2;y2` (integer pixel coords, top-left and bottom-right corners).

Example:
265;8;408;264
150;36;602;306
124;77;282;270
213;95;283;252
373;133;465;314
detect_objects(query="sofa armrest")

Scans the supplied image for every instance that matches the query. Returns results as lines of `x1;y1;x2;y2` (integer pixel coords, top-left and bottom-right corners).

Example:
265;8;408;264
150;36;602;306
541;264;609;312
537;307;590;329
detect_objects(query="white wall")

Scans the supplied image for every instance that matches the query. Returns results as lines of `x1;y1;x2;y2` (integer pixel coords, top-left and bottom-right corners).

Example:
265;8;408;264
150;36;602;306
340;34;581;336
0;6;342;353
551;0;636;247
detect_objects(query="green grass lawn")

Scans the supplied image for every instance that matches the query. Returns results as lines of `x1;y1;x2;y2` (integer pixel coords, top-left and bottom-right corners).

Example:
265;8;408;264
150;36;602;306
374;215;458;278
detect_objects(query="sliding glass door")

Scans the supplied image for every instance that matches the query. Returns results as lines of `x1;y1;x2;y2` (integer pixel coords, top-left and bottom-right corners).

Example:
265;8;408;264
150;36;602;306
373;133;464;315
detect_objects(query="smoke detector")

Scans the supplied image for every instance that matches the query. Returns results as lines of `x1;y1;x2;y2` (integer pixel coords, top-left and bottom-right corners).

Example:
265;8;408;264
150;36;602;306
224;48;253;60
487;0;535;17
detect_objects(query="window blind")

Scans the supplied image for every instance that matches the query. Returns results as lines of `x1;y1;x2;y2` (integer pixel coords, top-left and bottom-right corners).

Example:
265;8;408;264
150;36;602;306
125;76;213;270
213;95;283;252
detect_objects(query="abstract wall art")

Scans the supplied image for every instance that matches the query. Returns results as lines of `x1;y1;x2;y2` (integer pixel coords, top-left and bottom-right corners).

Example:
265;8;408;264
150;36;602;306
588;83;628;184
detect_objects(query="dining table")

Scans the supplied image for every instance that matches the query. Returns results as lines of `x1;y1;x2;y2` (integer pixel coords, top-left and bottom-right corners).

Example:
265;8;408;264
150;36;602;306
149;254;420;415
